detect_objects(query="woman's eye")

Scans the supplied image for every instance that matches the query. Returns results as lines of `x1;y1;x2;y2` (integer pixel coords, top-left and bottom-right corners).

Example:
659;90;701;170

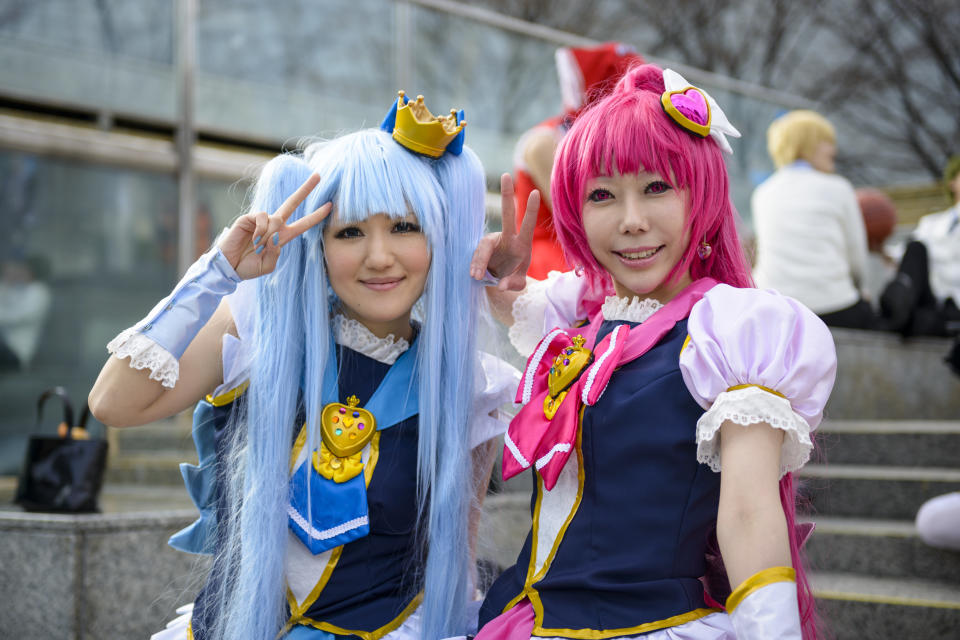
645;180;672;195
334;226;363;239
393;220;422;233
587;188;614;202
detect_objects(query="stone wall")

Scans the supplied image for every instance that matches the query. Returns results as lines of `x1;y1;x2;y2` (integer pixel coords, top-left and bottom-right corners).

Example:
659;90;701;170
0;510;208;640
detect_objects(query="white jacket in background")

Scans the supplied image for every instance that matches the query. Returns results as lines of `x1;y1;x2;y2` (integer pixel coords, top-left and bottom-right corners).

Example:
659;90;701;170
751;164;868;314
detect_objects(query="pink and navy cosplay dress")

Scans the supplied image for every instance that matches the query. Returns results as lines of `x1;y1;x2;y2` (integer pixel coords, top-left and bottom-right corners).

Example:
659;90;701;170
481;275;836;639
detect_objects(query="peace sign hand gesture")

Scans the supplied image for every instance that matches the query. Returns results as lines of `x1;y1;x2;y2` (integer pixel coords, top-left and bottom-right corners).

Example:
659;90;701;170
218;173;333;280
470;173;539;291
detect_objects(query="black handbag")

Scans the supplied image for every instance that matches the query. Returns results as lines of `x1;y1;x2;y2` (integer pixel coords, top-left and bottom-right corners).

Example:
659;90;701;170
14;386;109;513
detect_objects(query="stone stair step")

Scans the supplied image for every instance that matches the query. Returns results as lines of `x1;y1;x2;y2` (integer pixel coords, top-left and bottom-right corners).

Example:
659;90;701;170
109;424;194;456
812;572;960;639
817;420;960;468
799;464;960;520
827;328;960;420
107;415;194;457
104;453;196;486
94;483;196;513
805;516;960;583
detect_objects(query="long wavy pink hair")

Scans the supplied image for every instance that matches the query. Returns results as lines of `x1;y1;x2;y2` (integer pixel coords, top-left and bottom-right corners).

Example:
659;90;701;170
550;63;820;639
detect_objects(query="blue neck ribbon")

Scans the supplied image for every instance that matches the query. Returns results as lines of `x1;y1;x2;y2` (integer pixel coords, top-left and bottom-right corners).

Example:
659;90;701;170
288;335;420;554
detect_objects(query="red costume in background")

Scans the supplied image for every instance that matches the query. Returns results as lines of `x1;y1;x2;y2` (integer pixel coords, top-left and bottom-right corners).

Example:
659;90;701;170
514;42;643;279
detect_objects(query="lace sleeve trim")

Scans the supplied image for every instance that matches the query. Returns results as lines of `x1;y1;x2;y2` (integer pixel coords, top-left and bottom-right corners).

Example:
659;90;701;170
695;386;813;478
508;278;552;358
106;326;180;389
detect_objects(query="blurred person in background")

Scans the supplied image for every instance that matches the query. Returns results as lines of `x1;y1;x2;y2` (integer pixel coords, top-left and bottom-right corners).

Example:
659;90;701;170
513;42;642;280
0;255;51;371
916;492;960;551
752;110;879;329
881;155;960;340
855;187;898;306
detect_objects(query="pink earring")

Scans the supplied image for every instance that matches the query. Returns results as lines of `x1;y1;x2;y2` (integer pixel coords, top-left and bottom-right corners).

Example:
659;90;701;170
697;240;712;260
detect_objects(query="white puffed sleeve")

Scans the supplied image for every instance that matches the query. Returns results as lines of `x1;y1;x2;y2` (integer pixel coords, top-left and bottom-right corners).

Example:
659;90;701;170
679;285;837;477
508;270;590;357
468;352;521;449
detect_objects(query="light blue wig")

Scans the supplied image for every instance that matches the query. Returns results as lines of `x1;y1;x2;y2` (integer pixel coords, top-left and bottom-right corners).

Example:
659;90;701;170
210;129;486;640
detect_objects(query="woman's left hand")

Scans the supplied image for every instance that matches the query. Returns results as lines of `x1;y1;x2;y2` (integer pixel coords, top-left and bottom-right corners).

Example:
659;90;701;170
470;173;539;291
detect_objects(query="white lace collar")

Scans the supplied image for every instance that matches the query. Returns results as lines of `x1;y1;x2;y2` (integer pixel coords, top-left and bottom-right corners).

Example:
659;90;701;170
332;314;410;365
601;295;663;323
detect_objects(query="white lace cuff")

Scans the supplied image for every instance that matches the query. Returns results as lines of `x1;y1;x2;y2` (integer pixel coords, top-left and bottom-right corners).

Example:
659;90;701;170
695;386;813;478
332;314;410;365
107;327;179;389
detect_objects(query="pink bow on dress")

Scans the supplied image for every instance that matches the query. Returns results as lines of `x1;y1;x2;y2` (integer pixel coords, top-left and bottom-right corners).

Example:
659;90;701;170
503;279;718;490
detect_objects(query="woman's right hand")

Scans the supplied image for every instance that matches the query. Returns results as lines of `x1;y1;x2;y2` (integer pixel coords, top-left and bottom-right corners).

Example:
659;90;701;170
218;173;332;280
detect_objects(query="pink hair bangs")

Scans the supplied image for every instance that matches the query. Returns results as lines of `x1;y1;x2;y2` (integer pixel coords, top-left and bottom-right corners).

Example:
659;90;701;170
551;64;753;294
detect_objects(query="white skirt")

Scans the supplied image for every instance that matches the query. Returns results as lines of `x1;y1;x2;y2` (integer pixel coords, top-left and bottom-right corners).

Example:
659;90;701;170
150;602;479;640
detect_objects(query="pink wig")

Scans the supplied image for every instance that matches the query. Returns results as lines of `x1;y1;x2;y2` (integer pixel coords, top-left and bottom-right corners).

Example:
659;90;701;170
552;63;820;639
550;63;753;296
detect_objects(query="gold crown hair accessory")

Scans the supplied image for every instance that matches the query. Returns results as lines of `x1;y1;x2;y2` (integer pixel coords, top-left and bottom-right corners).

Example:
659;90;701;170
380;90;466;158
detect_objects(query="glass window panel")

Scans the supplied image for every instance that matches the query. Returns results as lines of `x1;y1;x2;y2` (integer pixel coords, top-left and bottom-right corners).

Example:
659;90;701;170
196;175;254;258
409;5;562;179
196;0;395;142
0;0;175;119
0;150;178;473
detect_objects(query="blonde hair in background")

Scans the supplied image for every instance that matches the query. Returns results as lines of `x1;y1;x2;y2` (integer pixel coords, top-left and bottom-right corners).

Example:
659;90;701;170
767;110;836;169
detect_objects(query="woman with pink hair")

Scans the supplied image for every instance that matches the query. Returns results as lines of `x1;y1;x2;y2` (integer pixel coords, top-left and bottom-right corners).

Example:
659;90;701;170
472;64;836;639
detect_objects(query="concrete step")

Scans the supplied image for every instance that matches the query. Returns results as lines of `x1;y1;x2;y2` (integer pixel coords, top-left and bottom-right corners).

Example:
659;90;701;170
109;418;194;457
104;453;196;486
812;572;960;639
826;328;960;420
799;464;960;520
805;516;960;583
817;420;960;468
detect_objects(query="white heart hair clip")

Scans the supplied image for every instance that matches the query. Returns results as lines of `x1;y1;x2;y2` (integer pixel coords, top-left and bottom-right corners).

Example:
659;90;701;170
660;68;741;154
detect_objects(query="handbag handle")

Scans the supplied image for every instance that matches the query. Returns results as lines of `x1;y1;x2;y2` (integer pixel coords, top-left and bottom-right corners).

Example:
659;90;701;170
78;403;91;429
35;386;74;434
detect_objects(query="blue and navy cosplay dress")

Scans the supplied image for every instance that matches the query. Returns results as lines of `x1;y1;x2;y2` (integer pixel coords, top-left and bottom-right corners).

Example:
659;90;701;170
154;298;518;640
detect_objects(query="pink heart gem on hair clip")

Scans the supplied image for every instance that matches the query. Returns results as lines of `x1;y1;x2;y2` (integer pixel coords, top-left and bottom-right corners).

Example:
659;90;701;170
661;86;711;138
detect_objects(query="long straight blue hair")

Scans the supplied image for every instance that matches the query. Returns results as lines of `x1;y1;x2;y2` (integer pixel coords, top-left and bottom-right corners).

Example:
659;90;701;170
211;129;486;640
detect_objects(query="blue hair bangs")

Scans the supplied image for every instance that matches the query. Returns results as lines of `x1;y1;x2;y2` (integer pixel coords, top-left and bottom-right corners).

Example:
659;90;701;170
304;130;446;237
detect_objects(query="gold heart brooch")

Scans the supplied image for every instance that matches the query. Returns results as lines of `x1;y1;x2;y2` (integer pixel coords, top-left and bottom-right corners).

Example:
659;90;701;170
543;335;594;420
313;395;377;483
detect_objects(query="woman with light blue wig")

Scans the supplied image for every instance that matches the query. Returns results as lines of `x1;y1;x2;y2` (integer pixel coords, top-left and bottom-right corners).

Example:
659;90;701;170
89;92;534;640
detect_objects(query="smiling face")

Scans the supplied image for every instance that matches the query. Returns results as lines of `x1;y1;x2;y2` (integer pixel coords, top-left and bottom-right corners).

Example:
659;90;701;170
581;171;692;303
322;211;430;340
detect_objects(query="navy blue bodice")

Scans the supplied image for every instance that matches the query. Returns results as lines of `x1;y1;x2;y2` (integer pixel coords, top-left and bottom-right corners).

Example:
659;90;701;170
191;345;422;639
481;319;721;636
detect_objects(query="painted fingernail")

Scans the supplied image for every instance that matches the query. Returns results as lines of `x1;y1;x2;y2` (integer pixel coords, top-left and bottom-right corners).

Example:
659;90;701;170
273;232;280;246
255;245;264;255
253;235;262;245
